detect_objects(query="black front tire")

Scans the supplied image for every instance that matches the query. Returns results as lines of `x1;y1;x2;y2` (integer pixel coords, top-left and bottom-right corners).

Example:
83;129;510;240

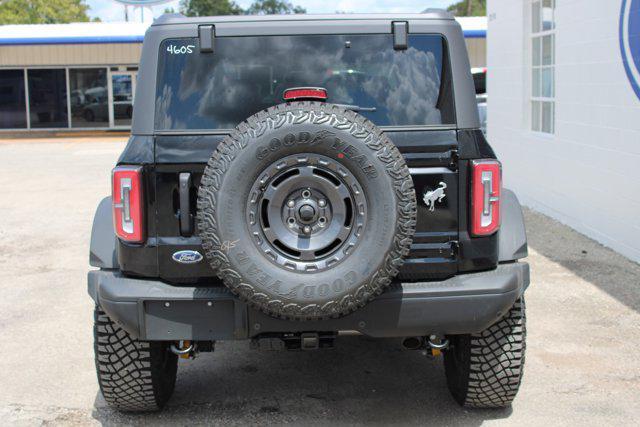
93;306;178;412
444;297;526;408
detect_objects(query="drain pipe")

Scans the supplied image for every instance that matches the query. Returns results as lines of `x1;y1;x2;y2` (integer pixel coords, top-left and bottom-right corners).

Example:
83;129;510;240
401;336;425;350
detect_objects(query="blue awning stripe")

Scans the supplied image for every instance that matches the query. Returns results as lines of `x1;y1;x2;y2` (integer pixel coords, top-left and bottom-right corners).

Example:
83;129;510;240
0;35;145;45
463;29;486;38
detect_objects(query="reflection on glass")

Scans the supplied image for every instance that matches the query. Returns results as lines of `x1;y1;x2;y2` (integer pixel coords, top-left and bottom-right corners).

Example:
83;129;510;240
532;101;541;132
532;68;541;97
542;35;553;66
542;101;553;133
112;74;134;127
541;68;553;98
532;37;541;66
70;68;108;128
0;70;27;129
532;1;541;32
542;0;555;31
155;34;453;130
28;69;68;128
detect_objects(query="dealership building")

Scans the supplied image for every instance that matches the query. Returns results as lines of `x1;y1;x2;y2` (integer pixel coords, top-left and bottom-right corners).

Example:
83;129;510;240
487;0;640;262
0;16;486;132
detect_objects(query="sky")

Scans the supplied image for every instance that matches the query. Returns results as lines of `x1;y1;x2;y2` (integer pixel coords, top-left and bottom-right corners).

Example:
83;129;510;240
87;0;458;22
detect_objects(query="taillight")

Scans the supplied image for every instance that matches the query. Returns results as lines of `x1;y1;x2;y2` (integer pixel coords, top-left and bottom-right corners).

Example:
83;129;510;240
283;87;327;101
112;166;145;243
471;160;501;236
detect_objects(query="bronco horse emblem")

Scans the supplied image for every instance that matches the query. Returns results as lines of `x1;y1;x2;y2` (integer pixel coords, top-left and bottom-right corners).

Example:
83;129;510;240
423;182;447;212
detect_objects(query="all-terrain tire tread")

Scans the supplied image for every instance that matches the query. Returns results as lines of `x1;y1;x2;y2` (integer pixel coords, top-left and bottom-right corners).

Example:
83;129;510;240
93;306;177;412
462;298;526;408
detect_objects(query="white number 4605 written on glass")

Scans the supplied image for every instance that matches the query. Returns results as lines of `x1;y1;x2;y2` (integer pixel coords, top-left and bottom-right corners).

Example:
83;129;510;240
167;44;195;55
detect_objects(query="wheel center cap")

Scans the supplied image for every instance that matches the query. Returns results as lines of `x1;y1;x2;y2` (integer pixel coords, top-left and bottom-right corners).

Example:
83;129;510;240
298;204;316;222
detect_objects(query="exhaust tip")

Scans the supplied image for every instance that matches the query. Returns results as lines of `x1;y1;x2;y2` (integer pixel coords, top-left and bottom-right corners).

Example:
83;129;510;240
402;336;424;350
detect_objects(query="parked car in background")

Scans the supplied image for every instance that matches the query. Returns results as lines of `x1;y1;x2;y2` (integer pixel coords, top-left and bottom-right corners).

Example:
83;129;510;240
472;67;487;135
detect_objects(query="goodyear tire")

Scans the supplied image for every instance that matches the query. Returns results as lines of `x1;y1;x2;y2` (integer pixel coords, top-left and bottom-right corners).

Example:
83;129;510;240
444;297;527;408
94;306;177;412
197;102;417;320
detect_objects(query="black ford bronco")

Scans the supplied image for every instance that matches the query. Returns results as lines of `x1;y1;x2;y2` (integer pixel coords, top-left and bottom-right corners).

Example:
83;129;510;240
88;10;529;412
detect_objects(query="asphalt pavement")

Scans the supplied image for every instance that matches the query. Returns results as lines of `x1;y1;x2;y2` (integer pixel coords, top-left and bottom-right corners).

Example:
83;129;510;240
0;138;638;426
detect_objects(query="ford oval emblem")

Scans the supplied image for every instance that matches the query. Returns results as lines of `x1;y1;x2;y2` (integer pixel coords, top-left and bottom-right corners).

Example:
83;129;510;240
172;250;203;264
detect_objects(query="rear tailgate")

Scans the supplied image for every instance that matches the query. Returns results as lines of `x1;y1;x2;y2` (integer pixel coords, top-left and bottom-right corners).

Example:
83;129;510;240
150;129;459;282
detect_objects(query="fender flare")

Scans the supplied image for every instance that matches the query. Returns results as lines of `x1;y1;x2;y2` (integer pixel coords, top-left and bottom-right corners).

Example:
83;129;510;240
89;197;118;269
498;189;528;262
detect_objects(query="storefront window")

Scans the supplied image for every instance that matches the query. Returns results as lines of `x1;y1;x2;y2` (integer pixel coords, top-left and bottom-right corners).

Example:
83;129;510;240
27;69;68;128
0;70;27;129
69;68;108;128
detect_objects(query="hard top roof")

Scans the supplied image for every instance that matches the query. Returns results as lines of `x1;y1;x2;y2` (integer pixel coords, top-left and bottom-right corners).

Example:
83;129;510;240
152;10;455;26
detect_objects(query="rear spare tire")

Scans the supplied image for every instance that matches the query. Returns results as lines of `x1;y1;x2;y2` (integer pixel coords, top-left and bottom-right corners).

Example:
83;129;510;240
197;102;416;320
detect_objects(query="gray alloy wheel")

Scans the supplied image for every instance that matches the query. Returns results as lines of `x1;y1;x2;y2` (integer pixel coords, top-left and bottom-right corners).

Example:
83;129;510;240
197;102;417;321
246;153;367;272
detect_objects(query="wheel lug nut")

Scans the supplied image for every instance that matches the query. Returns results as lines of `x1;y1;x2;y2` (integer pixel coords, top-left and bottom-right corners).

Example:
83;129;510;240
318;199;326;207
287;200;295;208
303;226;312;234
302;190;311;199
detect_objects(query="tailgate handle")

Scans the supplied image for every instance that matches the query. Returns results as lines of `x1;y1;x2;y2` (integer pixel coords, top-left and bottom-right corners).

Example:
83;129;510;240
179;172;193;236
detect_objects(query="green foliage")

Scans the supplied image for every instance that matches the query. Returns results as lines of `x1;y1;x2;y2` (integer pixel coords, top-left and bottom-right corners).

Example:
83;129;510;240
179;0;243;16
247;0;306;15
0;0;92;24
178;0;306;16
446;0;486;17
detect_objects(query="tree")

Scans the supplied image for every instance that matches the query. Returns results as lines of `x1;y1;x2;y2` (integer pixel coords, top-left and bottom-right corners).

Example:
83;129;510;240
179;0;243;16
246;0;306;15
447;0;486;17
0;0;92;24
178;0;306;16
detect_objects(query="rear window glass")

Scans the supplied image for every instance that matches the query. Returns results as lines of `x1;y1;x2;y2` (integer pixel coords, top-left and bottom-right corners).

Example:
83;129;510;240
155;34;454;130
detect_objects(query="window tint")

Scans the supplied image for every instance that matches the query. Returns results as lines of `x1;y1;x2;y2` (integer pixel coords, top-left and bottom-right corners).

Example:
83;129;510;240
155;34;454;130
69;68;108;128
28;69;68;128
0;70;27;129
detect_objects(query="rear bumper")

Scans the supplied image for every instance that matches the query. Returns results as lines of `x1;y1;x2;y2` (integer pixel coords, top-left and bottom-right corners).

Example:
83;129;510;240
88;262;529;340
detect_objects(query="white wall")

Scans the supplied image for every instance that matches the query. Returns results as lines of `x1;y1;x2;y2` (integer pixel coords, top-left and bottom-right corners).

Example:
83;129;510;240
487;0;640;262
